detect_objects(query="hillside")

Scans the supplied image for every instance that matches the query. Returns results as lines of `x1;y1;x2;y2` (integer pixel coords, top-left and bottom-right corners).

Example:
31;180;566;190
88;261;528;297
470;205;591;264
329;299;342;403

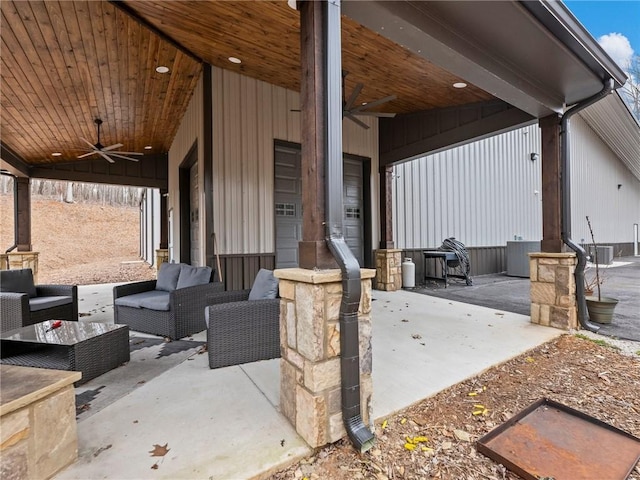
1;194;156;285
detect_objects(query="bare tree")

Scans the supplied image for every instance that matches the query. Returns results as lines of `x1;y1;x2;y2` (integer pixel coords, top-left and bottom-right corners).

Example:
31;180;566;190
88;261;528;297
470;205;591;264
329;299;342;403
621;54;640;121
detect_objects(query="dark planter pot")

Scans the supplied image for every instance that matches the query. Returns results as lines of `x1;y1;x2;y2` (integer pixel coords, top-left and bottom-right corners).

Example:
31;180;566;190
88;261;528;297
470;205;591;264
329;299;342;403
585;296;619;324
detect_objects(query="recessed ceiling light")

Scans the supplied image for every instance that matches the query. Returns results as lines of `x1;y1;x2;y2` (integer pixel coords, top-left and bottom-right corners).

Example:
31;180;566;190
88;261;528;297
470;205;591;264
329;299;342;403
144;145;153;150
156;66;170;74
453;82;468;89
287;0;297;9
52;152;62;157
228;56;242;64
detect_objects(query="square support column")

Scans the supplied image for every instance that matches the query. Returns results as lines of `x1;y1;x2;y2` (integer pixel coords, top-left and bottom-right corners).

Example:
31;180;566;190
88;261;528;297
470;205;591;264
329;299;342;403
374;249;402;291
529;252;577;330
275;268;375;448
155;249;169;271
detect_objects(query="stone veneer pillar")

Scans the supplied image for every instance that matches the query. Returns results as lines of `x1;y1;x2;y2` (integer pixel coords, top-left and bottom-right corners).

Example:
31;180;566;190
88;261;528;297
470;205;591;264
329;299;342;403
7;252;39;283
274;268;375;448
155;249;169;271
529;252;578;330
374;249;402;291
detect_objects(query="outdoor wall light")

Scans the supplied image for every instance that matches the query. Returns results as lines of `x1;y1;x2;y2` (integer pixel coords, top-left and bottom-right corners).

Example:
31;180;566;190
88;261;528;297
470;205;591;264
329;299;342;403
530;153;539;161
618;184;622;190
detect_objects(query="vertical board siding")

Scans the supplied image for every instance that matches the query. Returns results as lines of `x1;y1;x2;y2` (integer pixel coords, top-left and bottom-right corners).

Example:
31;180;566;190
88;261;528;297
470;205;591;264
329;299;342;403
168;75;203;263
393;123;542;249
212;67;379;255
570;115;640;245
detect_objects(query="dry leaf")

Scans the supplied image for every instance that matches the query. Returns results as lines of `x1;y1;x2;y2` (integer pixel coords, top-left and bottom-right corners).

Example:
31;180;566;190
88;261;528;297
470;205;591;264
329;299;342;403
150;463;159;470
149;443;170;457
453;429;471;442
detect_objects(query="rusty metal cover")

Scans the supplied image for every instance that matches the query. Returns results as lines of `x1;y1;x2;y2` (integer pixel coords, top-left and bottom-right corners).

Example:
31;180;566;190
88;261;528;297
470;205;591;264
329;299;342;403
477;398;640;480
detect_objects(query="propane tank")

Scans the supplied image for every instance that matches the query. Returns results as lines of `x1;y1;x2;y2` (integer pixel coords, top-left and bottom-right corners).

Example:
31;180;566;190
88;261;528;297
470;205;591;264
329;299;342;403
401;257;415;288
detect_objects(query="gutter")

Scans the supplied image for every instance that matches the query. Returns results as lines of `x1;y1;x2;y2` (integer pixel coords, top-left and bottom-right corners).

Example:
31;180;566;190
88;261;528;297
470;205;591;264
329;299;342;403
560;79;614;332
323;0;375;453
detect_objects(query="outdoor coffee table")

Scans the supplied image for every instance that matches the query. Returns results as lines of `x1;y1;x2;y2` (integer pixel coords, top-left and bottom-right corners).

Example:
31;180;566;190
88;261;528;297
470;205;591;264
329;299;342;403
0;320;129;385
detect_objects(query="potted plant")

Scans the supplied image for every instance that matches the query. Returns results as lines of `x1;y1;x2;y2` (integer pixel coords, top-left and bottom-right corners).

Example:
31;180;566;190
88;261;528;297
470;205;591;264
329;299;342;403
584;216;618;324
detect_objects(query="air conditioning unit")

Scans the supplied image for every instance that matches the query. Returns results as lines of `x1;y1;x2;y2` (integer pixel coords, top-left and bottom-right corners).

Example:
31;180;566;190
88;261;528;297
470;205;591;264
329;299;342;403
588;246;613;265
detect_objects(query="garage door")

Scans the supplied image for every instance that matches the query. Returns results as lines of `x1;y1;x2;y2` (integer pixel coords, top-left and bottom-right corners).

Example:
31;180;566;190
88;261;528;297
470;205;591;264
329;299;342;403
275;145;364;268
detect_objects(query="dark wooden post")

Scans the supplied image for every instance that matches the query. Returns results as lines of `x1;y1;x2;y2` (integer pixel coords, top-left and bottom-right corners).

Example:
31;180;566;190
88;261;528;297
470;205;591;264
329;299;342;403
298;0;338;269
16;177;32;251
379;165;394;249
159;188;168;249
540;114;564;253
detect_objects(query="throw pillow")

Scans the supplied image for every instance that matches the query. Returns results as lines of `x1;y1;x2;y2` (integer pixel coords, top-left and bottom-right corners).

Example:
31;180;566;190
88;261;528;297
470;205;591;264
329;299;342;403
176;265;213;289
248;269;279;300
0;268;37;298
156;262;182;291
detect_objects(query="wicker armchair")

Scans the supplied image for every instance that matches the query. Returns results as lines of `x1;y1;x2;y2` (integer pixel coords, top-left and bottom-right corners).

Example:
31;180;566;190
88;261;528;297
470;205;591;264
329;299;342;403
0;269;78;332
113;279;224;340
205;289;281;369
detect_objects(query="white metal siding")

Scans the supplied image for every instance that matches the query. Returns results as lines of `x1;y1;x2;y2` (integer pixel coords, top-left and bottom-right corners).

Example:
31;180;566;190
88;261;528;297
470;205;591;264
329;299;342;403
393;124;542;248
570;115;640;244
211;67;379;254
168;75;203;263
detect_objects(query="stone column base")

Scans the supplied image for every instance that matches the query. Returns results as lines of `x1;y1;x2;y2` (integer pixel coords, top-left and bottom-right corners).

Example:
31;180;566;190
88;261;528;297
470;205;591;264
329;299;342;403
155;249;169;270
374;249;402;291
275;268;375;448
7;252;39;283
529;252;577;330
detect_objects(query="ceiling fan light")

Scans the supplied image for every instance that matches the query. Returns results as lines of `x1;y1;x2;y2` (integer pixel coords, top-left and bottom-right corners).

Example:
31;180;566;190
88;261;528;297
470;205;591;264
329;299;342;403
155;66;170;74
453;82;468;89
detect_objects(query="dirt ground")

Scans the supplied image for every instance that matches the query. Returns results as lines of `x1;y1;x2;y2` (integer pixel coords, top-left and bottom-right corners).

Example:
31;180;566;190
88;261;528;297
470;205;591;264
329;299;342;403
269;335;640;480
0;195;155;285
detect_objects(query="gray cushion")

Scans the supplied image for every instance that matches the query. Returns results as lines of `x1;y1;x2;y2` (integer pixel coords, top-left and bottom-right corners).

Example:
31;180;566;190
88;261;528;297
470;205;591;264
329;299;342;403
248;269;279;300
29;295;73;312
177;265;212;289
156;262;182;292
139;295;171;311
115;290;169;309
0;269;37;298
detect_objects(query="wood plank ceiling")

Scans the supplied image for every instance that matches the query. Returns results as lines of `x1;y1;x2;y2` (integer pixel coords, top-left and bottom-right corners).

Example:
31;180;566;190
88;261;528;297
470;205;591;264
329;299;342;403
0;0;493;167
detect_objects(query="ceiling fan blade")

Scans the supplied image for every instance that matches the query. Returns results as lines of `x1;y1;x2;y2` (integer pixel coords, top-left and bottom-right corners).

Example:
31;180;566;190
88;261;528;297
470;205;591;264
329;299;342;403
77;151;98;159
344;83;364;111
351;95;397;113
345;113;370;130
107;153;139;162
112;151;143;156
354;111;397;118
102;143;124;152
98;151;115;164
80;137;97;149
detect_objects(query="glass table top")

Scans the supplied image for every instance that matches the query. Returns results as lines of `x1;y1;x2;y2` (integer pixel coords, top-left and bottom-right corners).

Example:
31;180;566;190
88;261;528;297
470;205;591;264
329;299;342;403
1;320;126;346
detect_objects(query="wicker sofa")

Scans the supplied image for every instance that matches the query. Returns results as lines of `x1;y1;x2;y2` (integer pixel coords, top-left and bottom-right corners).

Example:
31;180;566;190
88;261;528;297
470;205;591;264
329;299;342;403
205;269;280;369
113;263;223;340
0;268;78;332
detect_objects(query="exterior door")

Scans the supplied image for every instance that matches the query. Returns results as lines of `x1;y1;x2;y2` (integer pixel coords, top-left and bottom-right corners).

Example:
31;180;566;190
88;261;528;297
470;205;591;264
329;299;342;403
274;145;364;268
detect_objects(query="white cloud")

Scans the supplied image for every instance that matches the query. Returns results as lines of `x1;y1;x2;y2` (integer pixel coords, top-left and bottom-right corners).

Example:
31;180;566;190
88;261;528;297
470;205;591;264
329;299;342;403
598;33;634;69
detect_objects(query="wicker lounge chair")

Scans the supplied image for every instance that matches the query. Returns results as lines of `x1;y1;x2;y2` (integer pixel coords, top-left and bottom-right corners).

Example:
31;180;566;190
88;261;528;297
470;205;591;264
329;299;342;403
0;268;78;332
205;289;281;369
113;263;223;340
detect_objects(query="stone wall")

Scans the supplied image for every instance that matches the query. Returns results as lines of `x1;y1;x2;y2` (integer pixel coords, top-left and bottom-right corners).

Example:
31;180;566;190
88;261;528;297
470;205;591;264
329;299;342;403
375;249;402;291
529;252;577;330
275;268;375;448
7;252;39;283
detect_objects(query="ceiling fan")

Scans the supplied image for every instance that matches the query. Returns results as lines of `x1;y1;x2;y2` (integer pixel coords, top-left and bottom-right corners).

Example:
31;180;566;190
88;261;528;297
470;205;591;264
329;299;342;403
77;119;143;163
341;71;397;130
291;71;397;130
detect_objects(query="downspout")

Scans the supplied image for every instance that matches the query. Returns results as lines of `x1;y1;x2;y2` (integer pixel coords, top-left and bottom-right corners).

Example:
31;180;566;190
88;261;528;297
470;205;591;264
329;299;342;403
560;79;614;332
2;172;18;256
323;0;375;453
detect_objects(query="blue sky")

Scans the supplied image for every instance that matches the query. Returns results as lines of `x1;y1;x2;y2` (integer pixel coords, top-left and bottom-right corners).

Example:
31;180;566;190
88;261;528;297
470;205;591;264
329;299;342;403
564;1;639;68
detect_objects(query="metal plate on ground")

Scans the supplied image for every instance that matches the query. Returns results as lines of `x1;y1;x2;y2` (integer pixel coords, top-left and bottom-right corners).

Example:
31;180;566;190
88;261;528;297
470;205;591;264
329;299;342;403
477;398;640;480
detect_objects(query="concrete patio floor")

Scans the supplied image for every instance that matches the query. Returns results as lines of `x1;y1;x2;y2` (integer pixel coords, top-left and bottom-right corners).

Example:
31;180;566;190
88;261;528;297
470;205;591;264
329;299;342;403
55;284;561;480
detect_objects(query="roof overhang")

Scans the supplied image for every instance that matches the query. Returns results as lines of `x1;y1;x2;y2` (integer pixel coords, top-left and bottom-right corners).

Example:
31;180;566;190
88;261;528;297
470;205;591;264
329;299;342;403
342;0;628;118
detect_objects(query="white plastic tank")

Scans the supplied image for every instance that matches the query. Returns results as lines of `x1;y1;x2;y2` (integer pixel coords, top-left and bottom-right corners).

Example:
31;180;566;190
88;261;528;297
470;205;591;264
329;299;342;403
401;257;415;288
